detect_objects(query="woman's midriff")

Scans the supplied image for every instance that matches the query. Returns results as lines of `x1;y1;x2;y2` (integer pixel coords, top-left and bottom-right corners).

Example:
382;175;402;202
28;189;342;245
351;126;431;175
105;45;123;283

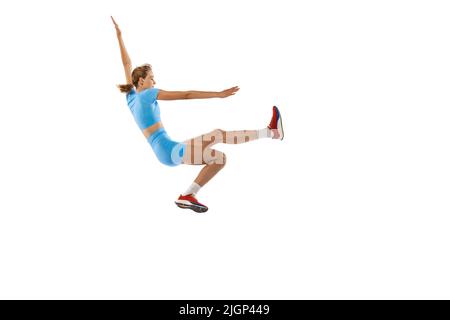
142;121;164;139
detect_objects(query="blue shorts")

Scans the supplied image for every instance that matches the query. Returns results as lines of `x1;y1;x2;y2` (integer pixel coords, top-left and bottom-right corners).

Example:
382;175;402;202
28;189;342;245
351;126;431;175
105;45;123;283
147;128;186;167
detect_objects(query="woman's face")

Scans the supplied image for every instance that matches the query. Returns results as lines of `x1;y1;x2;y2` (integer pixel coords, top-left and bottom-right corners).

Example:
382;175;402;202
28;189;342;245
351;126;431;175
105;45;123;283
140;70;156;89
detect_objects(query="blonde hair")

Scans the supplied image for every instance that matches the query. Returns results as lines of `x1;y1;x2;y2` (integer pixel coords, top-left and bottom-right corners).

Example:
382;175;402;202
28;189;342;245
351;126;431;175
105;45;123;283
117;63;152;93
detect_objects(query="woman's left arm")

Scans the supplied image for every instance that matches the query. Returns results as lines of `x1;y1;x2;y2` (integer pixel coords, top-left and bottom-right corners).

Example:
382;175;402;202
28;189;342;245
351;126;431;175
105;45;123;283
111;16;132;84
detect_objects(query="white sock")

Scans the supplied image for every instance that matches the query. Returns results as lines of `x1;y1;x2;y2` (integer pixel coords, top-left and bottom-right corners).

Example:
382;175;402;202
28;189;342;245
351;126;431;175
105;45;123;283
182;182;201;196
257;127;273;139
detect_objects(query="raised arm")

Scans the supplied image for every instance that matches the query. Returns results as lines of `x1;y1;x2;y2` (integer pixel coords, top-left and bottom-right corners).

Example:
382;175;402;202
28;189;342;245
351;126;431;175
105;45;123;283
157;86;240;100
111;16;132;84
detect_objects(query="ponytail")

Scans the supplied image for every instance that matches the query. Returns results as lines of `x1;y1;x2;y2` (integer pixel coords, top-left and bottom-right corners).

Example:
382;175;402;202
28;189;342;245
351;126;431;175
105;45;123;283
117;83;134;93
117;63;151;93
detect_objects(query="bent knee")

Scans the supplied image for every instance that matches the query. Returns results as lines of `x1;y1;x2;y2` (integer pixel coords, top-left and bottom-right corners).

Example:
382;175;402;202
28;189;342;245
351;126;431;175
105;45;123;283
220;152;227;166
209;151;226;167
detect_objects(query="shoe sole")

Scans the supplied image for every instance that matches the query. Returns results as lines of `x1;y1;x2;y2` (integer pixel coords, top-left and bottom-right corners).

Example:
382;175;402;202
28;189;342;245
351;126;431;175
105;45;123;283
275;106;284;141
175;200;208;213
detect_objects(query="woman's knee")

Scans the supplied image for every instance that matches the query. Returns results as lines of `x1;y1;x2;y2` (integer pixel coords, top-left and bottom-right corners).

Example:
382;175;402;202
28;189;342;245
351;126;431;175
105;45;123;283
218;152;227;167
212;154;226;168
204;149;227;166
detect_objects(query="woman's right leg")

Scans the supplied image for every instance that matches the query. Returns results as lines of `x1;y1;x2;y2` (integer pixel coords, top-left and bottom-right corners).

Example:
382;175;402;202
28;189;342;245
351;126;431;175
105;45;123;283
190;149;227;186
181;130;227;188
174;130;227;212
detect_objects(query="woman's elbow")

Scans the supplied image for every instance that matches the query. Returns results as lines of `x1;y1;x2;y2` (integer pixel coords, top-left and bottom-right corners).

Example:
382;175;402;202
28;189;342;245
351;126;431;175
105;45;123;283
184;91;193;99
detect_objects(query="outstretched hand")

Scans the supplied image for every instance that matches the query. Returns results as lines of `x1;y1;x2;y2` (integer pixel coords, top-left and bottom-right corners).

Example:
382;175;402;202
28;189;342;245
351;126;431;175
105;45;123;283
111;16;122;37
219;86;240;98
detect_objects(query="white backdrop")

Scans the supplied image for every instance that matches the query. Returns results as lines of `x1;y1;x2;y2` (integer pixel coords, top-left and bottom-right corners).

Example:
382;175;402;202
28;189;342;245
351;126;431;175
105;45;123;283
0;0;449;299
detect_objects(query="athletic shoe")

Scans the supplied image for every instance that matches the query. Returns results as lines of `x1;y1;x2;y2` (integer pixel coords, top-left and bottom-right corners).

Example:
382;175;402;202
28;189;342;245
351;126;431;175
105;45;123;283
175;194;208;213
268;106;284;140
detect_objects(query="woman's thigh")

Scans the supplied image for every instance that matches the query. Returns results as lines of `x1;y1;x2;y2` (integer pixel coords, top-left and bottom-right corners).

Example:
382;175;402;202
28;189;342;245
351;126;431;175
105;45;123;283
181;129;225;165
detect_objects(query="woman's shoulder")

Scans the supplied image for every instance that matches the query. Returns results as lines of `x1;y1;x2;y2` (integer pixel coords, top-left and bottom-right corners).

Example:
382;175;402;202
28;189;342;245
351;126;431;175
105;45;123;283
138;87;160;101
126;88;137;106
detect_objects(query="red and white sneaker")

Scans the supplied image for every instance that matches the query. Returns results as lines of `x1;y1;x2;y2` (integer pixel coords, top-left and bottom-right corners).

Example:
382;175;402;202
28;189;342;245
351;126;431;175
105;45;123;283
175;194;208;213
268;106;284;140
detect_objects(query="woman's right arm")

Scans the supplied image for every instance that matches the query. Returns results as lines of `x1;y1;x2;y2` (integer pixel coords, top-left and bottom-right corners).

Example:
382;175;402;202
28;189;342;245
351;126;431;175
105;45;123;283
111;16;132;84
157;86;240;100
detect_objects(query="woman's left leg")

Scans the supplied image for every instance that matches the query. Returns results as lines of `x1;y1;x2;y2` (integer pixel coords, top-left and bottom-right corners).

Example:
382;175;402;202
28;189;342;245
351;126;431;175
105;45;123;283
212;129;262;144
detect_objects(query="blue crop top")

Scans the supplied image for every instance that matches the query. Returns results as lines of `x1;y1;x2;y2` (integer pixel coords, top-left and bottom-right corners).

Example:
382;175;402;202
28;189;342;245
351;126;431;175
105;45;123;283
126;88;161;130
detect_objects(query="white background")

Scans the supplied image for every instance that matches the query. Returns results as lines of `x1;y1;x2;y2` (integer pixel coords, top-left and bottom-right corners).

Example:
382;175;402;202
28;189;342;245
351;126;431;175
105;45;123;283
0;0;449;299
